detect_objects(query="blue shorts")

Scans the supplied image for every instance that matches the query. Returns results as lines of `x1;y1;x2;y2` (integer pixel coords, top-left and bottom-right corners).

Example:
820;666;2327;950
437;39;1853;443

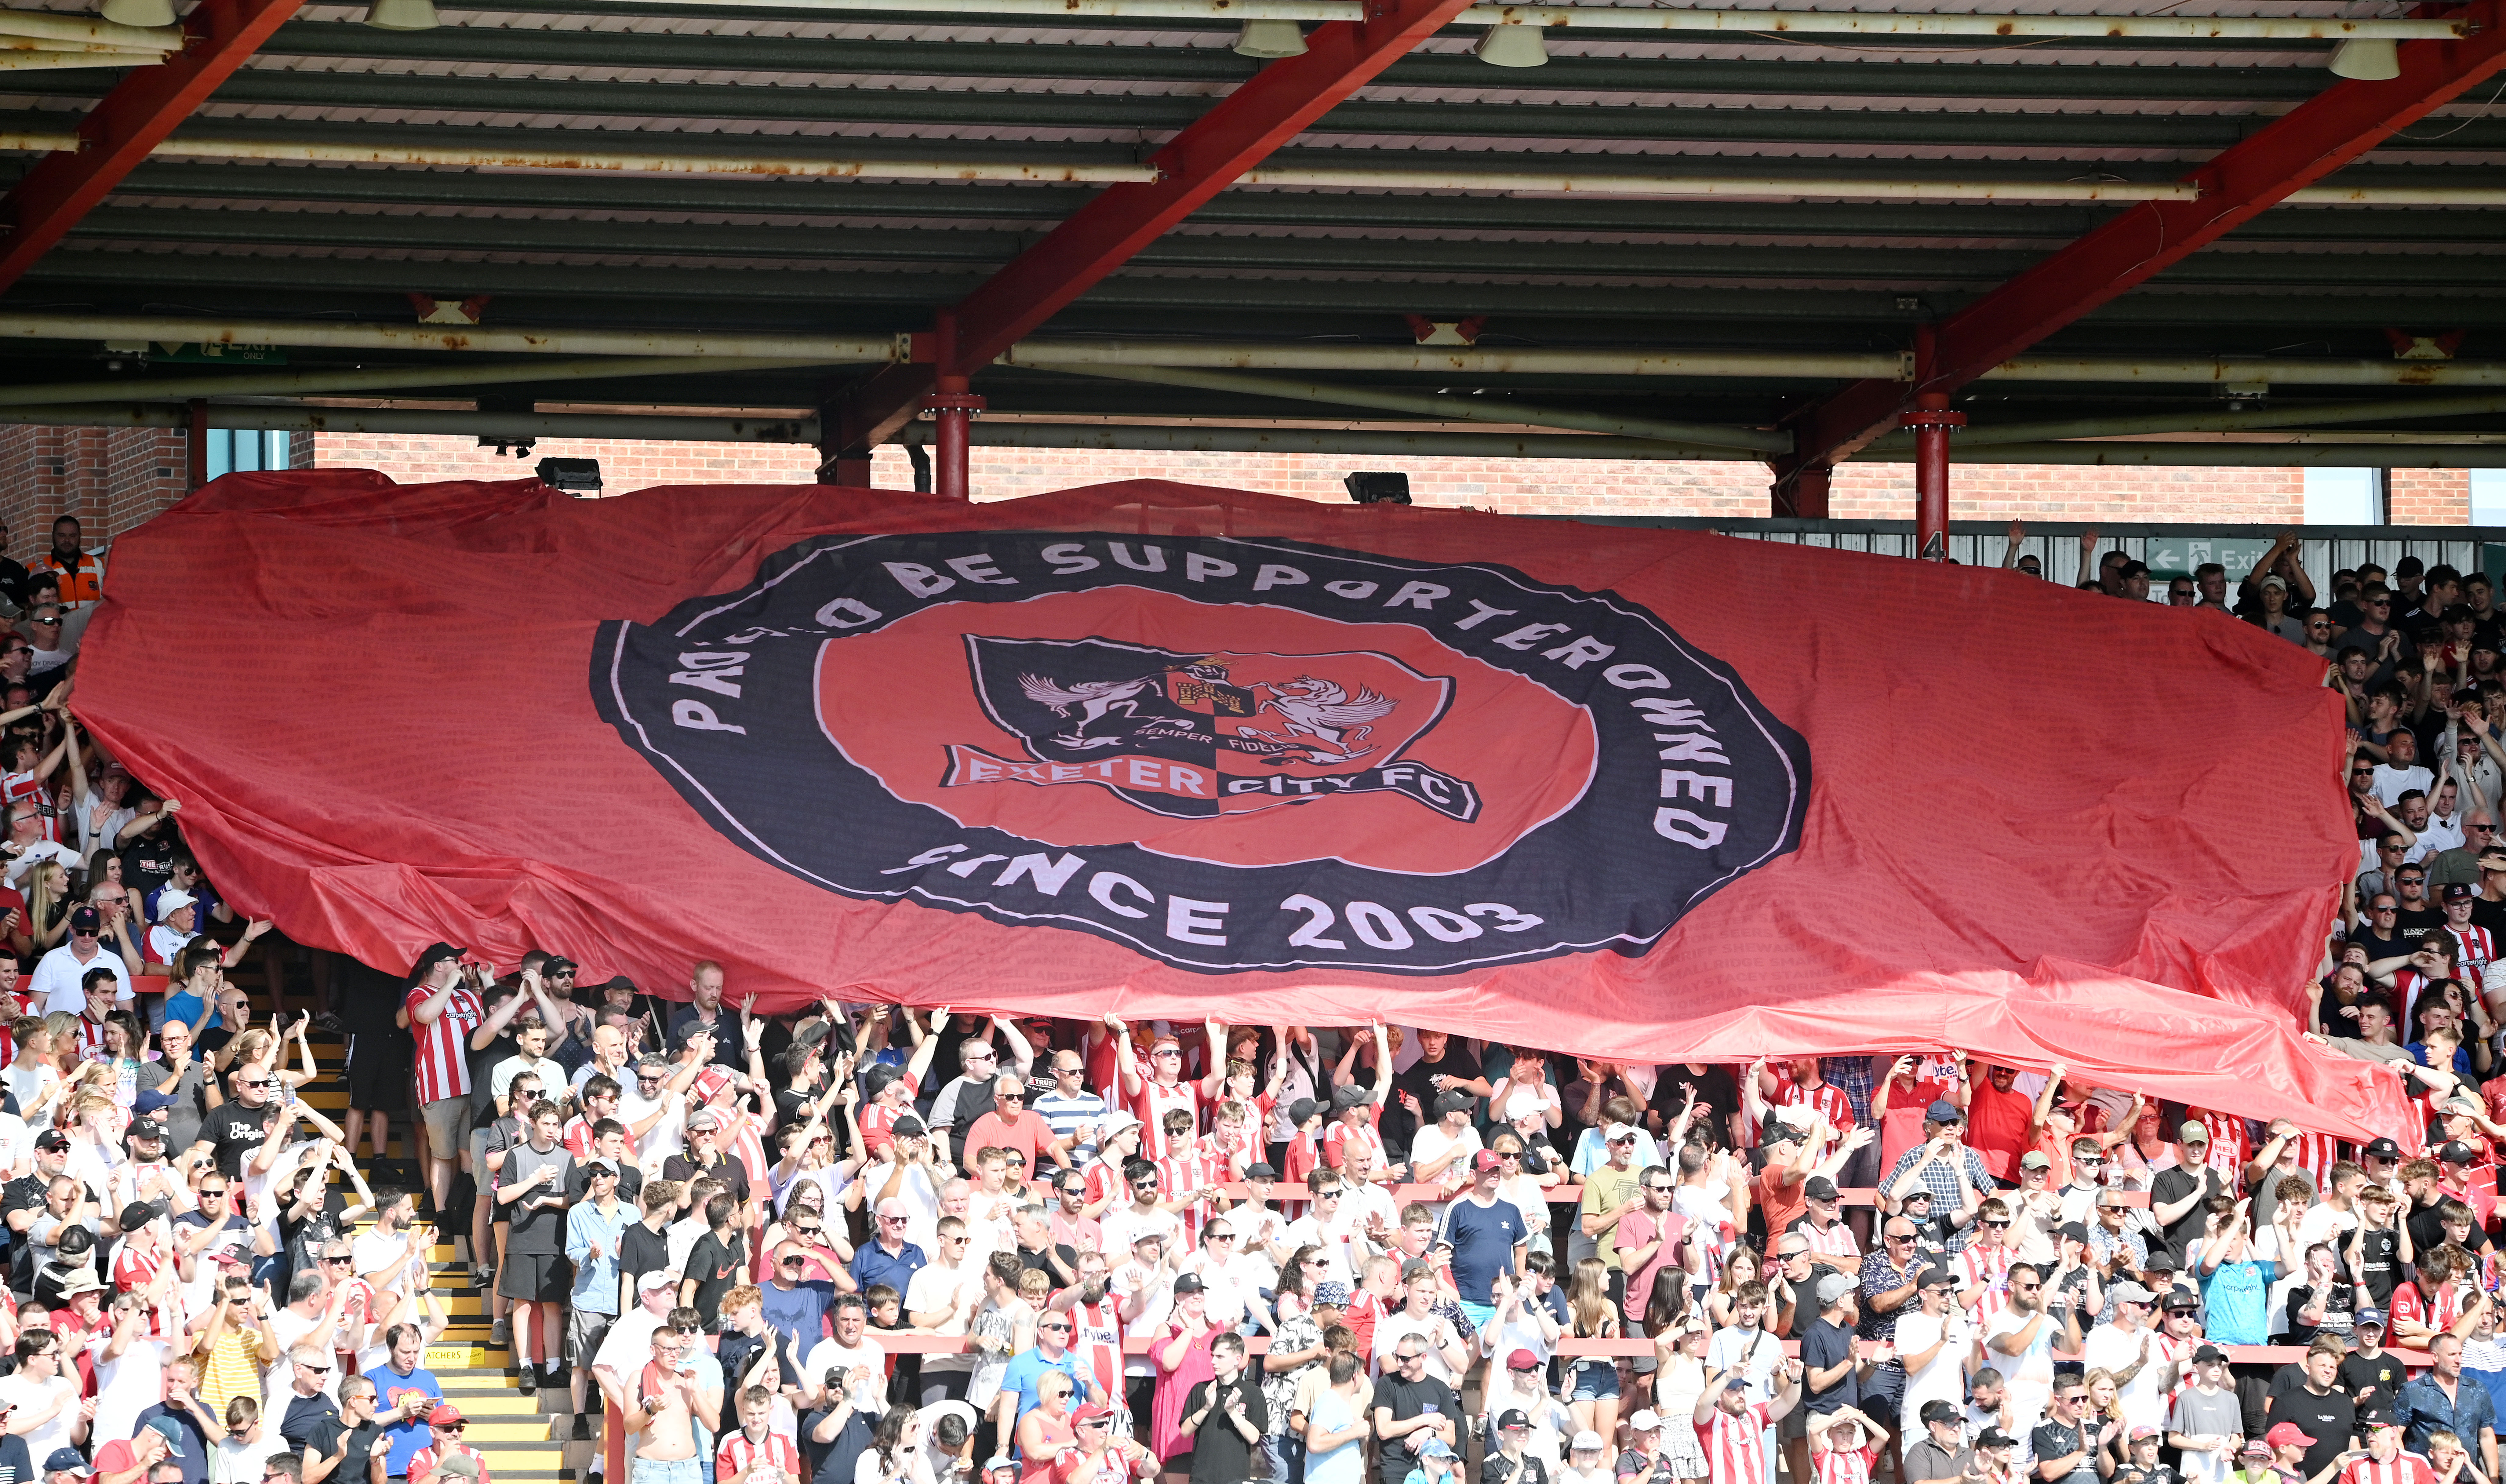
1567;1358;1620;1401
632;1459;702;1484
1459;1301;1495;1330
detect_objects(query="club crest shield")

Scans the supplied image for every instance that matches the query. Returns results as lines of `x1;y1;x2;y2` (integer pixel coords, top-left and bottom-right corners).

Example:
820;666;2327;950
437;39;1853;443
595;529;1808;974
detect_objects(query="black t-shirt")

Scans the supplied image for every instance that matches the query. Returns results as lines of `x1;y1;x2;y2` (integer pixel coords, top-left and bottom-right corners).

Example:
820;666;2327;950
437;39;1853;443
684;1231;745;1316
2353;929;2413;964
2473;898;2506;940
719;1327;804;1398
336;958;413;1044
282;1391;344;1453
2355;1226;2402;1306
0;1173;42;1289
1183;1374;1267;1484
2283;1279;2356;1344
620;1219;673;1296
2031;1420;2097;1484
2148;1167;2218;1264
467;1031;515;1122
667;1007;744;1071
2341;1351;2408;1422
2266;1385;2356;1482
803;1407;874;1484
200;1100;278;1180
119;839;176;904
1016;1242;1079;1283
1389;1049;1481;1161
1485;1454;1551;1484
2396;907;2447;945
1374;1372;1460;1483
335;1419;384;1484
1650;1065;1740;1147
663;1151;752;1208
1775;1261;1842;1340
1803;1318;1859;1412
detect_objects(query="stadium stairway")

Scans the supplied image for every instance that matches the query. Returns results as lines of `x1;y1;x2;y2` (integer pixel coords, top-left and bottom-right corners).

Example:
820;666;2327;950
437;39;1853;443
231;954;595;1484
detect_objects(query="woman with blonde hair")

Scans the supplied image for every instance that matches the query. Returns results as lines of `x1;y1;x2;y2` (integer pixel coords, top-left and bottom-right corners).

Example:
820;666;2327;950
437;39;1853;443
10;856;68;959
1563;1256;1622;1451
2081;1367;2129;1474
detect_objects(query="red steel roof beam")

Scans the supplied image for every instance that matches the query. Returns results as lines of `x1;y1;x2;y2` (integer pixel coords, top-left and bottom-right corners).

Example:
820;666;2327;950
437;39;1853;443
838;0;1481;450
1772;0;2506;509
0;0;305;293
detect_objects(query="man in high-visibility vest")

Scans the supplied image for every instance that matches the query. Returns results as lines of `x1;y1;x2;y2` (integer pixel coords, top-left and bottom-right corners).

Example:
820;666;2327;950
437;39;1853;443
27;517;100;612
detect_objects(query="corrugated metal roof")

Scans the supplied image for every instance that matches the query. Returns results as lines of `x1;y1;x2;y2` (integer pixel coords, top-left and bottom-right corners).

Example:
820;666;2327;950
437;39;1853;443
0;0;2495;433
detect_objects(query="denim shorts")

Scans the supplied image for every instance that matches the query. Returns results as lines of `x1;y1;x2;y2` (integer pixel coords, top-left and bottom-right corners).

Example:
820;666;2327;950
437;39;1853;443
632;1457;703;1484
1567;1358;1620;1401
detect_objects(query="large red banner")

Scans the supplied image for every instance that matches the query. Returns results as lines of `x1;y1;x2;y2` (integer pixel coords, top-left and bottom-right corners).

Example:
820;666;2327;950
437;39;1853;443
78;472;2405;1137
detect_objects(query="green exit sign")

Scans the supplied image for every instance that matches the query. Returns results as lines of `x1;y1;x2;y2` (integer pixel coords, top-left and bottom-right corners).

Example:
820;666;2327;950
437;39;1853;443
150;342;287;365
2143;533;2280;580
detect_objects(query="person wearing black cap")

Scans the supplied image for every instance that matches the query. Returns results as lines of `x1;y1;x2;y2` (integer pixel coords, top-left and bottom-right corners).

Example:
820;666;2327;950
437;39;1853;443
1879;1102;1995;1226
28;899;127;1018
1902;1400;1972;1484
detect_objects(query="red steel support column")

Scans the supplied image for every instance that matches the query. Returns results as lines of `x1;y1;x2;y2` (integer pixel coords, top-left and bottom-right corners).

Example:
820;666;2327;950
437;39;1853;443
923;312;984;501
0;0;306;292
186;399;209;491
1772;0;2506;488
1901;392;1962;563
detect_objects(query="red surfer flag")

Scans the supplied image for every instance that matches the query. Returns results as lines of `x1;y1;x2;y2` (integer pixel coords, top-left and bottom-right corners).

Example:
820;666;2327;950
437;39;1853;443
77;472;2409;1139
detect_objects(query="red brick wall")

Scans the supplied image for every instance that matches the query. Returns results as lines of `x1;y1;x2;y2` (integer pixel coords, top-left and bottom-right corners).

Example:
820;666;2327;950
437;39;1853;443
0;426;187;560
2392;469;2472;525
0;424;2490;544
307;433;822;488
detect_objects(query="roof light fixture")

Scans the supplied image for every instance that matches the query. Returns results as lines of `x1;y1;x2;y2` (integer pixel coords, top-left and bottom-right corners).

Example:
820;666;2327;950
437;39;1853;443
363;0;439;29
1232;18;1305;55
1473;22;1547;65
2327;35;2399;78
96;0;174;28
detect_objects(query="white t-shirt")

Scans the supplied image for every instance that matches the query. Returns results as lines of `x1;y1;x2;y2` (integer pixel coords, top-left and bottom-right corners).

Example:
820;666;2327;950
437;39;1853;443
32;941;130;1013
2373;764;2435;808
0;1372;78;1461
1232;1203;1290;1290
1284;1213;1356;1287
147;924;196;967
1100;1205;1181;1264
1112;1260;1173;1378
2080;1322;2168;1430
351;1225;415;1284
1984;1307;2057;1393
94;1336;168;1448
1372;1309;1462;1384
904;1263;985;1374
1895;1307;1974;1420
1704;1325;1781;1403
860;1161;944;1251
2296;1202;2360;1252
1409;1123;1483;1182
806;1336;890;1405
619;1086;686;1166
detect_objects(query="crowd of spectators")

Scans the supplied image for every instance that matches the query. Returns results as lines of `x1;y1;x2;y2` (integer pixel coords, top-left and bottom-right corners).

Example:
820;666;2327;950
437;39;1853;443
0;516;2491;1484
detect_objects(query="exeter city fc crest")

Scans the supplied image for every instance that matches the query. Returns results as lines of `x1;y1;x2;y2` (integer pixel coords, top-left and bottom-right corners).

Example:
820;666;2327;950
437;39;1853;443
950;638;1480;822
593;530;1808;974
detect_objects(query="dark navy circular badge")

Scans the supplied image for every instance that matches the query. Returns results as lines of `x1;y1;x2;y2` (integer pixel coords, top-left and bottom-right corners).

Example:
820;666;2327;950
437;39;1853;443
595;529;1809;974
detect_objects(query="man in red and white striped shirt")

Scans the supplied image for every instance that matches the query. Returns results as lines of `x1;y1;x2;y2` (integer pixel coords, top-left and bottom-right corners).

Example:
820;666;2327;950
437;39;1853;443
1694;1358;1804;1484
2340;1424;2438;1484
400;945;487;1217
716;1386;805;1484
